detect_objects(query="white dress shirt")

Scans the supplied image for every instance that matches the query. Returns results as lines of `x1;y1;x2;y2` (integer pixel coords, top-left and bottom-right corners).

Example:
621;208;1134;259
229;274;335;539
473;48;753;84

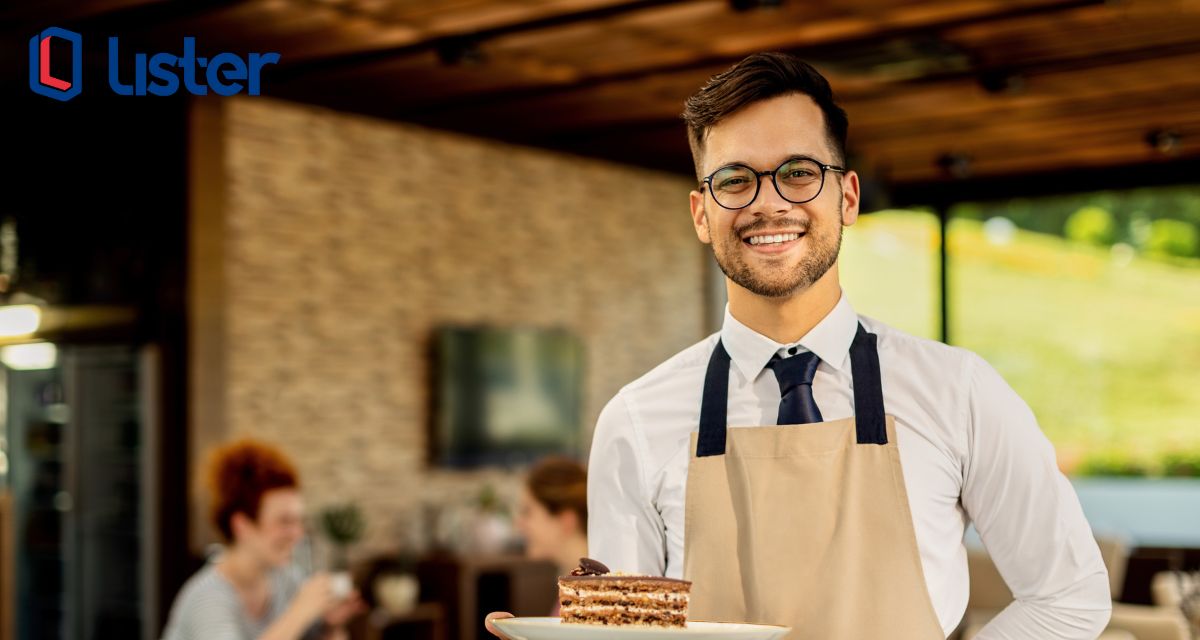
587;292;1112;638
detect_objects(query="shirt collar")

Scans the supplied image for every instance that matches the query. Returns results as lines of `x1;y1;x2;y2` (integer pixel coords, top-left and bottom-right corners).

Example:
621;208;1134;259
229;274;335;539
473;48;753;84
720;292;859;381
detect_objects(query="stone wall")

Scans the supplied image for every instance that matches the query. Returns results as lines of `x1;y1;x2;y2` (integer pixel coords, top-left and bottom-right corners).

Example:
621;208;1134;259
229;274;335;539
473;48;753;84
188;96;709;556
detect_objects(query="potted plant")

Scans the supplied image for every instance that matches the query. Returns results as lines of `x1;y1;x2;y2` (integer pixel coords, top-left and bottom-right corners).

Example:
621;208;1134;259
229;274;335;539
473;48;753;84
469;484;513;555
320;502;366;571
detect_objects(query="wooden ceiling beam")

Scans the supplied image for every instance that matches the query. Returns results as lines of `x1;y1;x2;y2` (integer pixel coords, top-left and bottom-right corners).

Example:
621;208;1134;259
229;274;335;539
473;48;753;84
430;41;1200;141
371;0;1103;114
867;122;1200;182
350;10;1200;135
866;119;1200;170
518;92;1200;169
847;51;1200;130
887;143;1200;184
189;0;688;65
891;154;1200;206
497;77;1200;182
880;37;1200;97
269;0;693;77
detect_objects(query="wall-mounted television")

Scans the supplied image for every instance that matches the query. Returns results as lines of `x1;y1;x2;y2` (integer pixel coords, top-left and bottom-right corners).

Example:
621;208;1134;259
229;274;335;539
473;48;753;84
433;326;583;468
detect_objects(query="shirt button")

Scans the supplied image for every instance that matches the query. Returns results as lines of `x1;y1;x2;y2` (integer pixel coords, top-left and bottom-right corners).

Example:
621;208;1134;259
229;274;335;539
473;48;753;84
788;346;798;355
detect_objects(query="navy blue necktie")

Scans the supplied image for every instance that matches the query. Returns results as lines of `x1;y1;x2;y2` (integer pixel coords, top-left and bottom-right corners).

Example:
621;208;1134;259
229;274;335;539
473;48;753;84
767;350;824;425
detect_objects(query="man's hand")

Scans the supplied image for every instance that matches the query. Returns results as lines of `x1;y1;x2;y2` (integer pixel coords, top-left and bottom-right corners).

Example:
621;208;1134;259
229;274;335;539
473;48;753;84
484;611;515;638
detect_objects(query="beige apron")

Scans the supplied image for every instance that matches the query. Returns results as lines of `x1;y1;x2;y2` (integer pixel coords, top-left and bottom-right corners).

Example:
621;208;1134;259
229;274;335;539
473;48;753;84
682;323;945;639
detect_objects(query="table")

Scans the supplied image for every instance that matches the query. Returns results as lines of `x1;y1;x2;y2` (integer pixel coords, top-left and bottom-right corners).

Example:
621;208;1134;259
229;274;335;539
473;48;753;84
352;602;446;640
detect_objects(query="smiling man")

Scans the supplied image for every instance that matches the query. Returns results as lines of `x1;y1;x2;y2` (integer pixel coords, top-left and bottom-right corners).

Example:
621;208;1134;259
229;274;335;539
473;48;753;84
487;52;1112;639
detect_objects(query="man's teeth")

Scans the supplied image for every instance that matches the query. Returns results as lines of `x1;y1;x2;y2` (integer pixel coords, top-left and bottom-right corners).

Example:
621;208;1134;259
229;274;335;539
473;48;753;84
748;233;801;246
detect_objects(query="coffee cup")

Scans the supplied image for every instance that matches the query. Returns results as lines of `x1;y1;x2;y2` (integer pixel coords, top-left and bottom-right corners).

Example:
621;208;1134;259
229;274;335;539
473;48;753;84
330;572;353;600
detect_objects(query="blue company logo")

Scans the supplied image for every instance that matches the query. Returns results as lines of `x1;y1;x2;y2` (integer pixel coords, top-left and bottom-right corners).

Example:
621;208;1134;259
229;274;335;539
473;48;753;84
28;27;281;100
108;37;280;97
29;27;82;101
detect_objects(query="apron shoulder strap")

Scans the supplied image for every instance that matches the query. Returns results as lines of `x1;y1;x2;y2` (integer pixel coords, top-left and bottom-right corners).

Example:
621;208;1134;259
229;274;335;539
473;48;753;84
850;322;887;445
696;339;731;457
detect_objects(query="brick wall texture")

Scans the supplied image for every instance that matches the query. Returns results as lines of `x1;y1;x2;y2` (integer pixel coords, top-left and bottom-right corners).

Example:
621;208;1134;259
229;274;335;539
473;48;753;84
191;96;709;556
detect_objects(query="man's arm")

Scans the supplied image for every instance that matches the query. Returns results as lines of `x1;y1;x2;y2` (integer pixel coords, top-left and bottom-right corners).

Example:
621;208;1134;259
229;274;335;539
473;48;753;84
962;353;1112;639
587;392;668;575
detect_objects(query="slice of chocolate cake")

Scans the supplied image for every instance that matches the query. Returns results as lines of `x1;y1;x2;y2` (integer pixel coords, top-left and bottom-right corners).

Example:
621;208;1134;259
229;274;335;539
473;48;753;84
558;558;691;628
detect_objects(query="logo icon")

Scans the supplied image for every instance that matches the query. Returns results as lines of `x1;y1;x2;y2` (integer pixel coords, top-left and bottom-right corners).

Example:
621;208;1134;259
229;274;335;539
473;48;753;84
29;27;83;101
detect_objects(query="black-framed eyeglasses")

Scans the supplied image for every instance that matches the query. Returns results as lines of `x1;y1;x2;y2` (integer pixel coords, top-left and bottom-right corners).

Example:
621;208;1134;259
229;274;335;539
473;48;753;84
701;156;846;210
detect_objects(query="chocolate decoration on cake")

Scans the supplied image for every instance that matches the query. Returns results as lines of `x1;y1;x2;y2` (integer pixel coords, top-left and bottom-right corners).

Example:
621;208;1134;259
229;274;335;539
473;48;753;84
571;557;610;576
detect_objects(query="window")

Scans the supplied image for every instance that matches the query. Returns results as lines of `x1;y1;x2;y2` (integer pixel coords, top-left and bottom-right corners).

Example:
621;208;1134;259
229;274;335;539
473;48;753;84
841;209;941;341
948;188;1200;473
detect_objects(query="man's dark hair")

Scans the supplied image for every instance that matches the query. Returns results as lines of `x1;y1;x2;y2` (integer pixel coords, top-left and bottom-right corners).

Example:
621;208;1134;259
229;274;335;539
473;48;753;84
681;52;849;179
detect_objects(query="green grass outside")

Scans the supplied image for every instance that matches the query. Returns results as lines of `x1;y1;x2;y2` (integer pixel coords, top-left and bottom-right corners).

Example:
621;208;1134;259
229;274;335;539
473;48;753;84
840;211;1200;472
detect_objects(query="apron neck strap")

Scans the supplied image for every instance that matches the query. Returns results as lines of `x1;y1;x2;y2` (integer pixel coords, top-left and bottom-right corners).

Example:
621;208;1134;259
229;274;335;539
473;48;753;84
849;322;887;445
697;322;887;457
696;339;733;458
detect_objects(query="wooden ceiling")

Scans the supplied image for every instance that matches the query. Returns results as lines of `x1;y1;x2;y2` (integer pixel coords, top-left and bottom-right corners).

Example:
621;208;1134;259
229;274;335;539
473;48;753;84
6;0;1200;192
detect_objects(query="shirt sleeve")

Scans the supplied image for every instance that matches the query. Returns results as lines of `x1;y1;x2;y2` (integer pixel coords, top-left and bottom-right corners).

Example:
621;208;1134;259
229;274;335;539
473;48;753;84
962;353;1113;639
587;391;668;576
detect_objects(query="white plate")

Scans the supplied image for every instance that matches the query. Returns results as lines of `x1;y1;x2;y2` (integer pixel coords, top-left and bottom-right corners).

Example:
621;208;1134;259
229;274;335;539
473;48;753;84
493;617;790;640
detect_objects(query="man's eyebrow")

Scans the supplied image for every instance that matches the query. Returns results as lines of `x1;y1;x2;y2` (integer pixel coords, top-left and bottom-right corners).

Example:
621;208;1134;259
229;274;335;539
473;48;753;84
708;152;824;172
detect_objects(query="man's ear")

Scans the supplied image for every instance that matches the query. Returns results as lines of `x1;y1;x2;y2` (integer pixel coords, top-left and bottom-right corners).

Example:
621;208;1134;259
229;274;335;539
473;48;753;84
841;170;861;227
690;190;712;244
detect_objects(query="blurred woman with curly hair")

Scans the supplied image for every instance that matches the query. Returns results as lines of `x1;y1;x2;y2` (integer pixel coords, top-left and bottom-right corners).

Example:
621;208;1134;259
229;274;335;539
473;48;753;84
161;439;363;640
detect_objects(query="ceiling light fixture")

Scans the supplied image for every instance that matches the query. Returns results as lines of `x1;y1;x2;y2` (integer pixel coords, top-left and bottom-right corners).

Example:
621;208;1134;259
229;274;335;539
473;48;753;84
937;153;973;180
979;69;1026;95
0;342;57;371
729;0;785;12
0;304;40;338
435;37;486;66
1145;129;1182;155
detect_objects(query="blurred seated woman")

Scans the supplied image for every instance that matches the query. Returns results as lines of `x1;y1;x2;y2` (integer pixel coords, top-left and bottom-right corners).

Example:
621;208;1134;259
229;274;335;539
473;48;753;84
162;439;363;640
513;456;588;615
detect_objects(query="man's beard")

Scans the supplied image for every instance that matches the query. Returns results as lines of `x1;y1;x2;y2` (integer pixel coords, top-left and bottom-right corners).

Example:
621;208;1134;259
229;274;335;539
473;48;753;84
708;206;843;299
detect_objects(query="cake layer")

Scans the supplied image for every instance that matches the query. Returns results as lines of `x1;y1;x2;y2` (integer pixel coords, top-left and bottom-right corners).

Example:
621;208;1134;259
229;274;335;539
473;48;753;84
560;591;689;607
563;603;686;617
562;607;687;627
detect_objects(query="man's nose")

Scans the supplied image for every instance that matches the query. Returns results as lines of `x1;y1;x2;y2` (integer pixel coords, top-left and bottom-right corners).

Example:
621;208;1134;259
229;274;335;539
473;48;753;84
748;173;791;216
